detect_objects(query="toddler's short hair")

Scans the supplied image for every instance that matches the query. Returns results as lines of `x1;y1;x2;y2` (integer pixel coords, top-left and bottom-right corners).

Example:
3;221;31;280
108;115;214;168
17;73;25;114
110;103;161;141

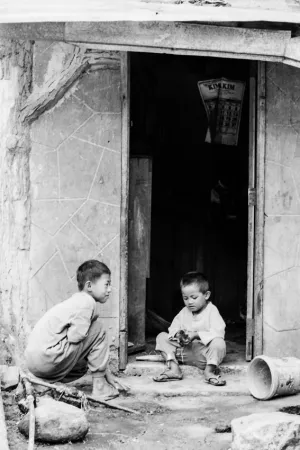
180;271;210;294
77;260;111;291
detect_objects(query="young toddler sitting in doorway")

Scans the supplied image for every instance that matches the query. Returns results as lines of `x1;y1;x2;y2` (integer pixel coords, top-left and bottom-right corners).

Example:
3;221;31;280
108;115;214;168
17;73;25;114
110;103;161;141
25;260;128;400
154;271;226;386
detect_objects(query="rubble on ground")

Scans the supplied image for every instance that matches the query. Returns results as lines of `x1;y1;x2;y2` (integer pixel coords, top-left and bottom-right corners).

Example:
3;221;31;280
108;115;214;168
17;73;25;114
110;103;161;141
231;412;300;450
0;366;19;391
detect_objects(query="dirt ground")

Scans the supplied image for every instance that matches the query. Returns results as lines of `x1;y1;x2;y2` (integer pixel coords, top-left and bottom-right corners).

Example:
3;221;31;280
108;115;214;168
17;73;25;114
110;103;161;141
4;387;300;450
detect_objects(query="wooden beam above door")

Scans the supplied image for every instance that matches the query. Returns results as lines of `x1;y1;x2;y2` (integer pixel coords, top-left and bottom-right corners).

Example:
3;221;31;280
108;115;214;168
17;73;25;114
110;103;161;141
0;21;298;67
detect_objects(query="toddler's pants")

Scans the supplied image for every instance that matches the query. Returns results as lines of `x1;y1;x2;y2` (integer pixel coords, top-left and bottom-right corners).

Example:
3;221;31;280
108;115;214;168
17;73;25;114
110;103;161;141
156;332;226;369
26;319;109;383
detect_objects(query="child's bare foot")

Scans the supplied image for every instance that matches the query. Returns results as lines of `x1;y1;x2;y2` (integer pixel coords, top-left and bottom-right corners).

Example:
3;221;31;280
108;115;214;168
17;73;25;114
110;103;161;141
92;376;119;400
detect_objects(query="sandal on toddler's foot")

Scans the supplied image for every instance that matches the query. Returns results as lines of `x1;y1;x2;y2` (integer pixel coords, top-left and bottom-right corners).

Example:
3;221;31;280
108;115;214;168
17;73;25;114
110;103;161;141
204;375;226;386
153;369;183;382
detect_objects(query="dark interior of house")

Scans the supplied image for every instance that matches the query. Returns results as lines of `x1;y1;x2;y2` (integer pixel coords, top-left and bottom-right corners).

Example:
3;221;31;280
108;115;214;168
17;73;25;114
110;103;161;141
130;52;250;352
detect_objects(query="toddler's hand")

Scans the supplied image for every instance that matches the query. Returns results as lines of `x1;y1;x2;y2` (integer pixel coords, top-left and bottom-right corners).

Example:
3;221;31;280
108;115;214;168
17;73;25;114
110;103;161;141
186;331;199;341
176;330;192;346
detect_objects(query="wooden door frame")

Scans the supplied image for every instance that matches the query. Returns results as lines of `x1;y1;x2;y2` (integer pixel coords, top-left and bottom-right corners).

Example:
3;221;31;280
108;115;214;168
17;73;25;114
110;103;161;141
246;61;256;361
253;61;266;357
119;52;266;370
119;52;130;370
246;61;266;360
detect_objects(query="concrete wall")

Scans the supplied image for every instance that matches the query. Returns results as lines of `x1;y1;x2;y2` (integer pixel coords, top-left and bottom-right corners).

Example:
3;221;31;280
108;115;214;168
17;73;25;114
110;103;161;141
264;62;300;357
28;42;122;350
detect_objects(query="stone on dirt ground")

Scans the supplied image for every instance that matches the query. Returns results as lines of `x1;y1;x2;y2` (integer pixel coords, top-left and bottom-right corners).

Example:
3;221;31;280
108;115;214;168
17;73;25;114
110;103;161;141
231;412;300;450
0;365;19;390
18;396;89;443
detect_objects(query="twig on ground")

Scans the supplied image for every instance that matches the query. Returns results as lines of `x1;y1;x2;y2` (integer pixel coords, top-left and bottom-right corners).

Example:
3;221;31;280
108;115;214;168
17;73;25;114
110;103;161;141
0;327;36;449
21;373;36;450
25;375;140;416
86;394;140;415
0;385;9;450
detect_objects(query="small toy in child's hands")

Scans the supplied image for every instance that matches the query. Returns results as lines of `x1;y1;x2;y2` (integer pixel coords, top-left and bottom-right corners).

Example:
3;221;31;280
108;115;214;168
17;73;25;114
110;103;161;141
169;330;191;347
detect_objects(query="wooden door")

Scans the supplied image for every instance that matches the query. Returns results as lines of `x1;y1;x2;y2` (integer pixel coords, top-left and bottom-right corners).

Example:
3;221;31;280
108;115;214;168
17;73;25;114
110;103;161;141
128;156;152;351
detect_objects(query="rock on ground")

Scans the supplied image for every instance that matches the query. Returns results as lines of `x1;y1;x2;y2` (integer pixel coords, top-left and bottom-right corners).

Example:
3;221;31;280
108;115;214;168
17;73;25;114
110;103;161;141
0;366;19;390
231;412;300;450
18;397;89;443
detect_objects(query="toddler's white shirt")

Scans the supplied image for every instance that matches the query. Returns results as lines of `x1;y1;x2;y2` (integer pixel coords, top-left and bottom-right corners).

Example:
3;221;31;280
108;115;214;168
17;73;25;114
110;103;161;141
168;302;225;345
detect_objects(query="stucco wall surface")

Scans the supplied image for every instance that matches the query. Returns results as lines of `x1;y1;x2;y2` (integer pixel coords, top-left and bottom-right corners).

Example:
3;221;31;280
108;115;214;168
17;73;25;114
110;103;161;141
264;62;300;357
29;42;122;349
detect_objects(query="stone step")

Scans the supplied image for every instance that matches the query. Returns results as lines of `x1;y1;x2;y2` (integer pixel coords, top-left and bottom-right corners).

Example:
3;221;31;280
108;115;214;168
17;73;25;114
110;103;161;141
125;359;249;378
123;372;250;397
121;359;250;397
70;371;250;398
69;364;250;398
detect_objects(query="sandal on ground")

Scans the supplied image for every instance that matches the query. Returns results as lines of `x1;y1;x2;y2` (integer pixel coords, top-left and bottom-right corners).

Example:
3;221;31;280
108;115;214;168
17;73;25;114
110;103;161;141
153;369;183;383
205;375;226;386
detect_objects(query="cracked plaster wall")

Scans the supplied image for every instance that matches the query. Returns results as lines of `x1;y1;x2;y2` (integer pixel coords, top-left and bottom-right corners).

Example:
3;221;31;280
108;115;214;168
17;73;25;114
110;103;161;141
28;41;122;350
0;40;33;364
264;62;300;357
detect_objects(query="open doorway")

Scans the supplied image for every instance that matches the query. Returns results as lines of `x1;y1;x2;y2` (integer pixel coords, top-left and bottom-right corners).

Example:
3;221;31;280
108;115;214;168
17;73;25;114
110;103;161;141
128;53;251;363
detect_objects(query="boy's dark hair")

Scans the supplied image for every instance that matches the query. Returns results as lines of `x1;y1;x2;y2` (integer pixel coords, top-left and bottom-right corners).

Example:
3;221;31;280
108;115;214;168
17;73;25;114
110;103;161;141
180;271;210;294
77;260;111;291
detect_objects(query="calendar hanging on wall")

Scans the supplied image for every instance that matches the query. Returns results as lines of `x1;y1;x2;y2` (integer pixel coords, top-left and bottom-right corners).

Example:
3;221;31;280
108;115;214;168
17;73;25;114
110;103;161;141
198;78;245;146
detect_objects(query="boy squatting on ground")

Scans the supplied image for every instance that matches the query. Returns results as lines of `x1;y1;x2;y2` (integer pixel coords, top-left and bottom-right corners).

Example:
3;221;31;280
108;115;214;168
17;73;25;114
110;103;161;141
25;260;128;400
154;272;227;386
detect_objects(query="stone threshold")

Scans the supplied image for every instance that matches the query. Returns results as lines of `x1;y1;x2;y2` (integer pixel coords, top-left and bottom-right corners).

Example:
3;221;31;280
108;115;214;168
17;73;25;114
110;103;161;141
69;363;250;398
125;359;249;377
123;373;250;397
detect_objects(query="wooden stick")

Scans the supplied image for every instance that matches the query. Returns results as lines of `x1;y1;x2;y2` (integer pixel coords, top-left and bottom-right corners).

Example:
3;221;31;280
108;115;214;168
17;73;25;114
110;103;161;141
27;395;35;450
26;376;140;416
0;385;9;450
85;394;140;415
22;375;36;450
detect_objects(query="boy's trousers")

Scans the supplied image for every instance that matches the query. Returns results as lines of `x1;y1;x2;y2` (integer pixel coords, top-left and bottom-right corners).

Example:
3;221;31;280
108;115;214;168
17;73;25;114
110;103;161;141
26;319;109;383
156;332;226;369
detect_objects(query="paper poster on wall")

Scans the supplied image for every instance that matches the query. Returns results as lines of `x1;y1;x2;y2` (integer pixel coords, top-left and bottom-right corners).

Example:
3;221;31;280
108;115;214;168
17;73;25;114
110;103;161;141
198;78;245;146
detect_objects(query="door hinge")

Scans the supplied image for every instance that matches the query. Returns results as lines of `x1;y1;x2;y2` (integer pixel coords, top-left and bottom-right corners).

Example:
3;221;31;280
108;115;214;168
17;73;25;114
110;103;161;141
248;188;256;206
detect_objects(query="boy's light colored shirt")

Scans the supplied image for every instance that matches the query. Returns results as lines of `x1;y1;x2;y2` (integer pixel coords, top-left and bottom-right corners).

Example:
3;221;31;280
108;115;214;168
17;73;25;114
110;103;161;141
168;302;225;345
26;291;100;356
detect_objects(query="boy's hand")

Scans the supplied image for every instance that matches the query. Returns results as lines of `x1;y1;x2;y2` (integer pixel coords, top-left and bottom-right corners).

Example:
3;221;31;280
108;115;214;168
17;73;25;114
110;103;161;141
186;331;199;341
105;368;130;393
